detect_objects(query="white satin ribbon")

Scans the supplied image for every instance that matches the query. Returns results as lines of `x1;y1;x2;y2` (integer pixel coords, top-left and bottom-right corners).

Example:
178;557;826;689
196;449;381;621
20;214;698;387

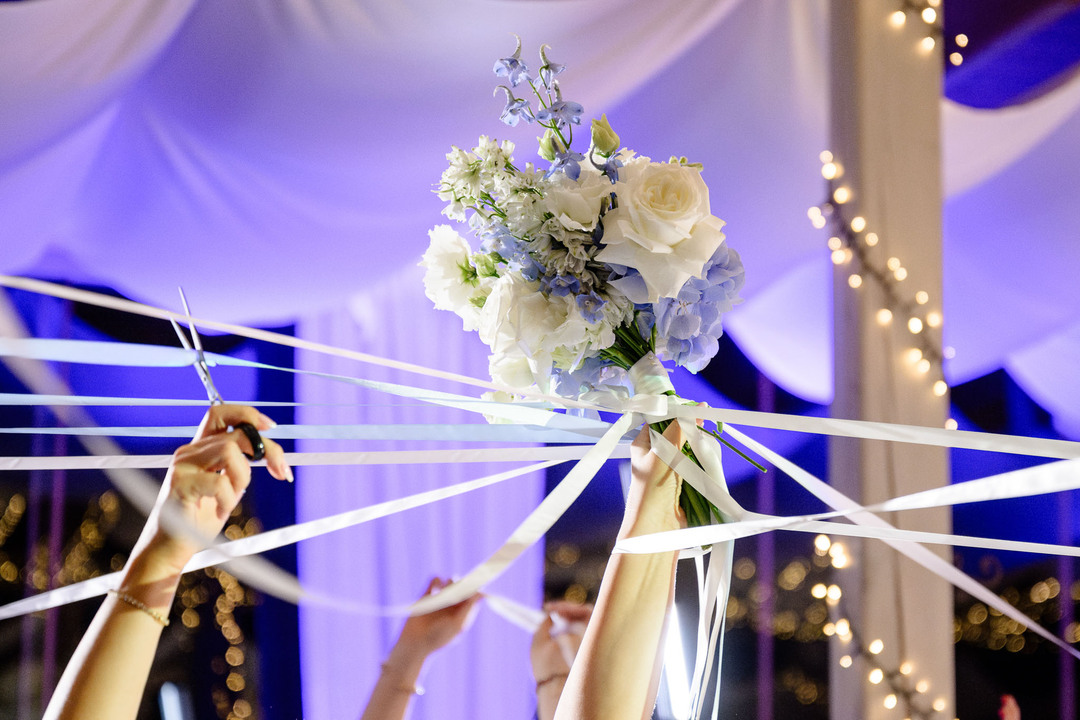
0;460;559;621
409;412;635;615
675;405;1080;460
0;445;631;471
722;425;1080;662
5;332;1080;460
6;275;1080;668
0;422;608;444
484;593;546;633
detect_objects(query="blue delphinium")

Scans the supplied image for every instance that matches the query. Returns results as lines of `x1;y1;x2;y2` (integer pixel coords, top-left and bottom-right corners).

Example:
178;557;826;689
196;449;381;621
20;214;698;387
536;98;584;130
547;149;586;180
496;88;533;127
479;224;545;281
542;274;581;297
575;290;606;323
537;44;565;86
493;36;531;87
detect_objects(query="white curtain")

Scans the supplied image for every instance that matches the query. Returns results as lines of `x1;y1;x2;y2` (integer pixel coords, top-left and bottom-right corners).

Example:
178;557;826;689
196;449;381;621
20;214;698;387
295;264;545;719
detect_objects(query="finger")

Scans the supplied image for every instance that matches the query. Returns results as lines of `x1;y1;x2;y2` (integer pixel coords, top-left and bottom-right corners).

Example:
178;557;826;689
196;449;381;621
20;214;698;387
260;435;293;482
660;419;684;447
543;599;586;616
195;404;278;442
552;604;593;624
696;401;709;428
532;614;554;643
216;439;253;502
420;576;446;598
176;434;250;485
219;424;291;483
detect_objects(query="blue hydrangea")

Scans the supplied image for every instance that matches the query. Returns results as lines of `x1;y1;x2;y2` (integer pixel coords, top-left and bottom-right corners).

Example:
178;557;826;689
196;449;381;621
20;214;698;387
650;244;744;372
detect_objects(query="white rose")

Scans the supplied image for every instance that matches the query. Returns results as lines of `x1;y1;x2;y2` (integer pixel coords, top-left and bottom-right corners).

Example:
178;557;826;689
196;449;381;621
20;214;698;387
544;169;610;232
595;157;726;301
420;225;483;330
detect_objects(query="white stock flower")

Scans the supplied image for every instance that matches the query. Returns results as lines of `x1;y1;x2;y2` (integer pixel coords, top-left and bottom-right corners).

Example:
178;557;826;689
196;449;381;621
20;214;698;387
596;156;726;301
420;225;484;331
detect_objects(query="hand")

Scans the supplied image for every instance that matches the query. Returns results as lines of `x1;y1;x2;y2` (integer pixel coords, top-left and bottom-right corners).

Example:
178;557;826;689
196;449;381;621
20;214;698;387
999;695;1020;720
396;577;481;659
621;422;687;539
530;601;592;681
139;405;291;574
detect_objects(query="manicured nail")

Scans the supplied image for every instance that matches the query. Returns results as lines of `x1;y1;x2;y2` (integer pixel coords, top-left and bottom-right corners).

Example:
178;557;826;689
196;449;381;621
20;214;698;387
258;413;277;429
285;465;294;483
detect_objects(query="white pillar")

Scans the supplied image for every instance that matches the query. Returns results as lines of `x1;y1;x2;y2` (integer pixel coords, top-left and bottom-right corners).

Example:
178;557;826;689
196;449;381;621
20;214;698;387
827;2;955;720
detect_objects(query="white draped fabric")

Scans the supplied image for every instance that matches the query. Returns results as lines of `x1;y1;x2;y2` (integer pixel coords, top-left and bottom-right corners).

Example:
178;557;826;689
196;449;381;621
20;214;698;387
296;264;544;719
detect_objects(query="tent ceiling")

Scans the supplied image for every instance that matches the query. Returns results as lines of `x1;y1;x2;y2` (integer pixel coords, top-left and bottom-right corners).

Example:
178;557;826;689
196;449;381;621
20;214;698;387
1;0;1078;437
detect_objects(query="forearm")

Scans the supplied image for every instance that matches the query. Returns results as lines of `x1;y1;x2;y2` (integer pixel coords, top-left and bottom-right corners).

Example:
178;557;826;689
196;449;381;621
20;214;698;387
360;643;427;720
45;550;182;720
536;672;569;720
554;513;678;720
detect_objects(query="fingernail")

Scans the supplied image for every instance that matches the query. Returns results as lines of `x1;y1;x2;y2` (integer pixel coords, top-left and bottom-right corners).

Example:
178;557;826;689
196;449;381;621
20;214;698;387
258;413;277;429
285;466;294;483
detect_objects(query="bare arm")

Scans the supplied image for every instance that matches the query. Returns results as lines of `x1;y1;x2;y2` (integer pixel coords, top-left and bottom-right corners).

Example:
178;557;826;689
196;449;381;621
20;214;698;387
531;601;592;720
554;422;685;720
44;405;291;720
361;577;480;720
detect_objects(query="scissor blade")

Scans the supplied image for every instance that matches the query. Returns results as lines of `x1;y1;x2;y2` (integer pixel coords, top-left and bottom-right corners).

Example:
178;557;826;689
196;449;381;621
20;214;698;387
176;287;224;405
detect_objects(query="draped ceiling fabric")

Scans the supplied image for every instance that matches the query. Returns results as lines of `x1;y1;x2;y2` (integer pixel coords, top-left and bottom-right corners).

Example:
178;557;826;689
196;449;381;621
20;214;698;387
3;0;1080;436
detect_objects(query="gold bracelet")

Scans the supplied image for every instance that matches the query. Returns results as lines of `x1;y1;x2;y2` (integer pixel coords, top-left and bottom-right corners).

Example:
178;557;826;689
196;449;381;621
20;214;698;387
108;589;170;627
535;672;569;690
379;662;424;696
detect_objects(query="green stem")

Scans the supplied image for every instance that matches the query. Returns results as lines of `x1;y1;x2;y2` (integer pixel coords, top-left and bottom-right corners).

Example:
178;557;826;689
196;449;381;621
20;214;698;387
700;427;768;474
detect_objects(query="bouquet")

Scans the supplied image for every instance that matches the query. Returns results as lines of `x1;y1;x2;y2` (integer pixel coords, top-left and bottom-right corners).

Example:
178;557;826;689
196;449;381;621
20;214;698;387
421;38;746;528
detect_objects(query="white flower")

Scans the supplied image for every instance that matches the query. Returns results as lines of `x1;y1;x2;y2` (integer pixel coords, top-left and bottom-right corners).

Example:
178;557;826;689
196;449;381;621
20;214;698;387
596;156;726;302
488;353;538;391
420;225;485;331
479;274;608;390
545;169;609;232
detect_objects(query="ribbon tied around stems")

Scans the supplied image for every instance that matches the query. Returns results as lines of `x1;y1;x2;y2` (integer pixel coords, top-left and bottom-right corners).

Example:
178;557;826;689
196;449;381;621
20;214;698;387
576;352;679;421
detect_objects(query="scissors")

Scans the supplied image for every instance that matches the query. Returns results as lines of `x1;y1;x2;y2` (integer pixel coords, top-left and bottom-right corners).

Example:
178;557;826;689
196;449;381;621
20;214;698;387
170;288;264;462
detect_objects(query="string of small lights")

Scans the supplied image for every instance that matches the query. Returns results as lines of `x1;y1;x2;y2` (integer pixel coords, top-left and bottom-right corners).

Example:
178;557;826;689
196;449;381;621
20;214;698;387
886;0;971;67
888;0;943;56
814;535;948;720
808;152;954;424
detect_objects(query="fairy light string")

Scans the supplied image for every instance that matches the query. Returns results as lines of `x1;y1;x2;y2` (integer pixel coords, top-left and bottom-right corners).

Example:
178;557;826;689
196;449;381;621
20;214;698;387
814;534;948;719
887;0;971;68
808;151;952;421
887;0;943;57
